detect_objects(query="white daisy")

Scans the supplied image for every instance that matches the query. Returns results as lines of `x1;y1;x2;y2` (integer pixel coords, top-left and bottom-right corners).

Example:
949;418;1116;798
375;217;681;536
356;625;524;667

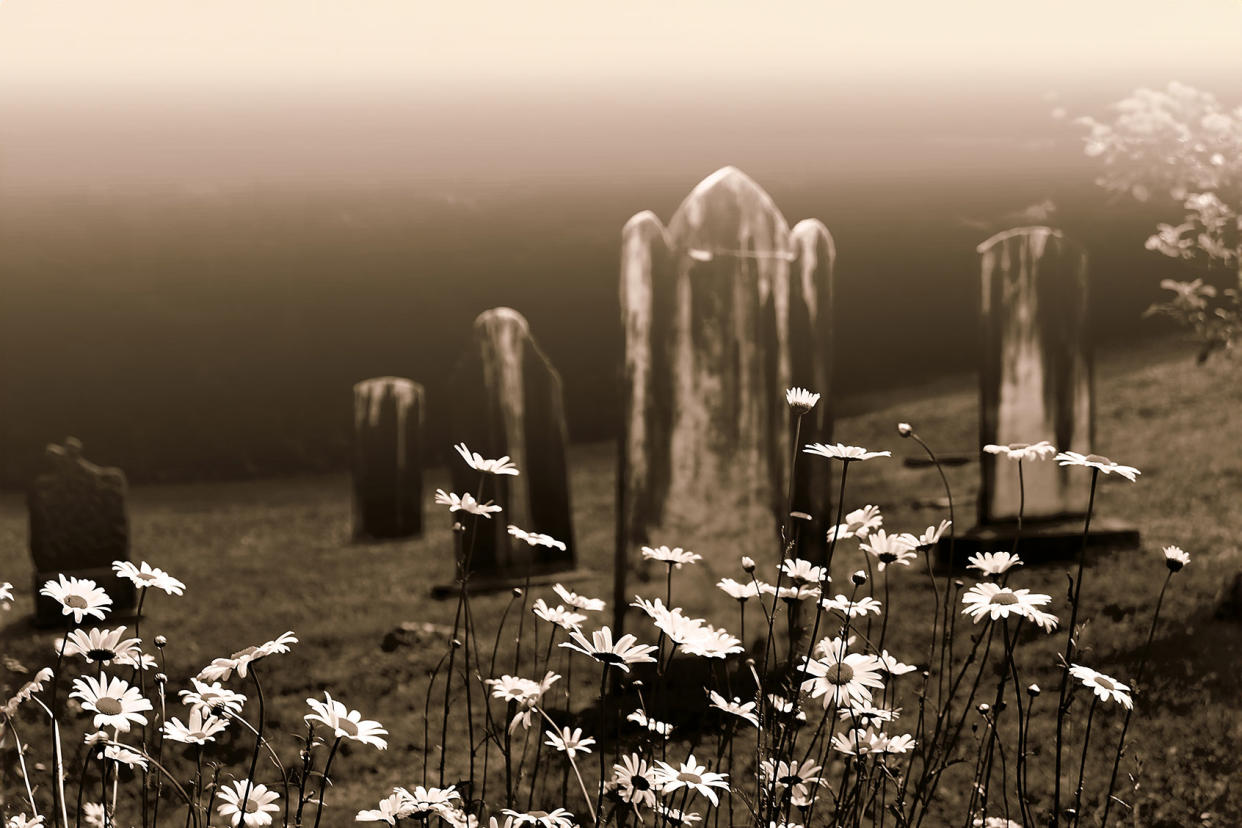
652;755;729;806
304;692;388;749
180;678;247;717
803;443;891;462
827;505;884;542
197;632;298;681
560;627;657;672
163;707;230;745
508;525;566;551
112;560;186;596
1163;545;1190;573
543;726;595;758
655;805;702;826
1069;665;1133;708
613;753;661;809
800;651;885;708
983;441;1057;462
760;582;823;602
875;650;917;676
394;786;460;819
761;758;825;808
216;781;280;827
552;584;605;613
434;489;503;518
2;668;54;718
716;578;762;601
356;793;411;824
500;809;574;828
57;627;141;666
40;574;111;623
1055;451;1140;482
860;530;917;571
531;599;586;631
961;583;1052;624
820;594;882;618
454;443;520;476
69;674;152;732
967;551;1023;576
782;558;828;584
626;708;674;737
99;742;148;769
641;545;702;568
5;813;43;828
785;387;821;414
708;691;758;727
1;581;13;611
839;704;901;725
899;520;952;550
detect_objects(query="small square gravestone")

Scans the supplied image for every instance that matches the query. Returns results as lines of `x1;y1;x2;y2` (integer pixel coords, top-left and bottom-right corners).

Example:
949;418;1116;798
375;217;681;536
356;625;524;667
352;377;425;540
29;438;136;626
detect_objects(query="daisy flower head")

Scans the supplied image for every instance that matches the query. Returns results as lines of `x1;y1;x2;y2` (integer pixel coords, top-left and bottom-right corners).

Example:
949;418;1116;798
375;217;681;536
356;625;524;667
652;755;729;806
508;525;566;551
900;520;952;550
501;810;575;828
716;577;762;601
115;650;158;671
785;387;821;414
434;489;503;518
560;626;657;672
69;674;152;732
782;558;828;584
760;758;825;808
81;804;106;828
1;581;13;611
3;668;55;718
356;793;411;824
827;505;883;542
626;708;674;737
394;786;461;819
454;443;519;476
876;732;917;754
875;650;917;676
180;678;246;718
967;551;1023;576
613;753;661;809
831;727;886;756
5;814;44;828
216;781;281;827
1163;545;1190;573
57;626;141;666
974;818;1024;828
1055;451;1140;482
197;631;298;682
552;583;605;612
897;422;913;437
99;742;148;769
641;545;702;568
983;441;1057;462
680;626;744;659
839;704;901;725
820;594;882;618
531;599;586;631
801;651;886;708
655;806;702;826
1069;664;1133;708
803;443;891;463
860;530;917;571
761;582;822;602
708;690;759;727
40;574;111;624
113;560;185;596
543;725;596;758
163;707;229;745
961;583;1052;625
305;692;388;748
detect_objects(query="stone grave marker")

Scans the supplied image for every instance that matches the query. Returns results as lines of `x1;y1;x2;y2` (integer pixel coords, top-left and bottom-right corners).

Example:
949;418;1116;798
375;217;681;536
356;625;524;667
352;377;425;540
615;167;835;629
29;438;136;625
445;308;575;587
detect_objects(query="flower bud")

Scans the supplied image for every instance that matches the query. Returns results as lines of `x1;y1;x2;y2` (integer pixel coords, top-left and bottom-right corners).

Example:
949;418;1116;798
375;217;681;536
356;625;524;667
897;422;913;438
154;635;167;648
741;556;756;573
154;673;168;686
1027;683;1041;698
851;570;868;586
512;588;523;598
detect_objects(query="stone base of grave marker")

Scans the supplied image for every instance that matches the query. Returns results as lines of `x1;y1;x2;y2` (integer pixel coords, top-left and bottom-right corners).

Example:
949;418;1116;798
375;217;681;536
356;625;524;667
935;517;1140;570
29;438;137;627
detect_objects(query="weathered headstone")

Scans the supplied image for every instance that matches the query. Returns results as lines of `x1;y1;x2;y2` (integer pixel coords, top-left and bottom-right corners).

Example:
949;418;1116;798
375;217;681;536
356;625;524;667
615;167;835;628
943;226;1138;563
446;308;575;584
978;226;1091;523
352;377;425;540
29;438;136;626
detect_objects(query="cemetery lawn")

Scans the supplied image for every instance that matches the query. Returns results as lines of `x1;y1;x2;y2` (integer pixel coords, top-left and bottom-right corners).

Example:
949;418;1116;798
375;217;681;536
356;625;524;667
3;335;1242;825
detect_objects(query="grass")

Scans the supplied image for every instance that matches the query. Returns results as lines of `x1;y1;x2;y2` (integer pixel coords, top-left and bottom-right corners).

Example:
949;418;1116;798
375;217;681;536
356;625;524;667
2;336;1241;826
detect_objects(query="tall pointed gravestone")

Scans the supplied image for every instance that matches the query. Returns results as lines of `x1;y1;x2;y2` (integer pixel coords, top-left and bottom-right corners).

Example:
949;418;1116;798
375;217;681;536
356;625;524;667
615;167;835;630
29;438;137;626
352;377;425;540
948;226;1138;562
442;308;576;593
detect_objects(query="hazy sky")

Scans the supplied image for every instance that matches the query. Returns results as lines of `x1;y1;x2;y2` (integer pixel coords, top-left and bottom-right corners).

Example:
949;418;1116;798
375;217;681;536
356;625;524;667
1;2;1240;188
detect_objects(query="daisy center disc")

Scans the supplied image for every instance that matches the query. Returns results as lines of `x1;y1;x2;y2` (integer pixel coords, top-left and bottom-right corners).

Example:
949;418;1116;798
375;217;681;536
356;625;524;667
337;718;360;737
595;652;625;664
631;775;651;791
94;697;124;716
245;799;260;813
829;664;856;684
87;648;116;662
989;592;1020;606
1084;454;1110;464
65;595;89;609
135;572;159;581
1095;676;1115;690
676;771;703;785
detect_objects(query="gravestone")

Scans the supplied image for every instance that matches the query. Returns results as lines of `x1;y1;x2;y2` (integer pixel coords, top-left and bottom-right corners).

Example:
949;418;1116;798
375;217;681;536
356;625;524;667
615;167;835;629
941;227;1138;563
978;226;1091;523
446;308;575;586
29;438;136;626
352;377;425;540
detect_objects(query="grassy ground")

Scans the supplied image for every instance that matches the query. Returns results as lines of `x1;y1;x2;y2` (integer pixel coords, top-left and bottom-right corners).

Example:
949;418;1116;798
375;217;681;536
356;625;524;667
3;337;1241;826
